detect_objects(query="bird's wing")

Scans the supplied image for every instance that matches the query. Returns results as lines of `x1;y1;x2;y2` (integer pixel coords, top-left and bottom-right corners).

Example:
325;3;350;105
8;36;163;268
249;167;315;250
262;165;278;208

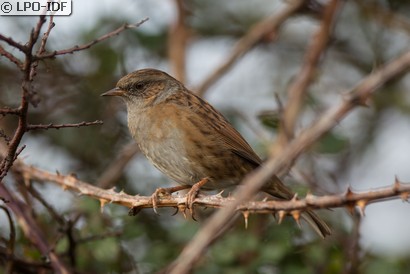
186;92;262;167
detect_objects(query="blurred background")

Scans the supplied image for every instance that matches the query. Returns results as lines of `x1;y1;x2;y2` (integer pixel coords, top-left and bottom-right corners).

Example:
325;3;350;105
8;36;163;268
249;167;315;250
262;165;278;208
1;0;410;273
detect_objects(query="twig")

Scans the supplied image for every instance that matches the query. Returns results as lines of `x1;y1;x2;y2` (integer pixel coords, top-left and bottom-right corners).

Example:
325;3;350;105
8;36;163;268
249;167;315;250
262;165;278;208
76;231;122;244
195;0;305;96
0;107;20;116
0;34;26;53
34;18;149;60
38;15;55;55
0;205;16;273
167;48;410;274
0;45;23;69
277;0;342;149
0;184;71;273
26;120;103;131
0;15;47;180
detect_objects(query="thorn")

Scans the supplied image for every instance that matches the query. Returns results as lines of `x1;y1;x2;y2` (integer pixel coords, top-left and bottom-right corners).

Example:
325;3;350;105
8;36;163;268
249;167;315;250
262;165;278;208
99;199;108;213
171;207;179;216
243;211;249;229
128;207;141;216
291;193;298;202
305;192;315;205
278;210;286;224
356;199;367;217
394;176;401;192
291;210;301;228
216;190;224;197
262;197;268;202
345;186;354;199
69;173;78;179
400;192;409;202
272;212;278;222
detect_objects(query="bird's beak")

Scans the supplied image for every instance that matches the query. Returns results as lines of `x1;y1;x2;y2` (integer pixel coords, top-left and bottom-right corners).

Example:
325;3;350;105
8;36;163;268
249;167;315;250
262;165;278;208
101;87;126;97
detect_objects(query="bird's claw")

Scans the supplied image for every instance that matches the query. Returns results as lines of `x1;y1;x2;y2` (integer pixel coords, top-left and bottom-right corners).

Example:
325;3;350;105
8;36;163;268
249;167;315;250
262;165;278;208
150;187;171;215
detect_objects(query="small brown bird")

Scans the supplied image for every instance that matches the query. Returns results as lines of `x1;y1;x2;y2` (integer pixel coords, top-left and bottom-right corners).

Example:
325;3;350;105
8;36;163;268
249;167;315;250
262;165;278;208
102;69;330;238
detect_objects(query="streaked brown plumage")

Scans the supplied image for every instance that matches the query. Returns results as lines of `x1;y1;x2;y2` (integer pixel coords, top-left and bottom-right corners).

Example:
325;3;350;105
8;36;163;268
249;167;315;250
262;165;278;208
102;68;330;238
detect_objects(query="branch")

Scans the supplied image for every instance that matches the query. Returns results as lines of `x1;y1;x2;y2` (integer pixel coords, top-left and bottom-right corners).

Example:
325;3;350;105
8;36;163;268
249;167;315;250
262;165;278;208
168;48;410;273
195;0;306;96
277;0;342;149
0;184;71;273
0;107;20;116
26;120;103;131
0;45;23;69
10;159;410;215
34;18;149;60
0;34;26;53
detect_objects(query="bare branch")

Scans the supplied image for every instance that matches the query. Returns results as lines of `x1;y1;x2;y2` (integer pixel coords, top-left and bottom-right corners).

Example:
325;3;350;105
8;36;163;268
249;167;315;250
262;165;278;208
26;120;103;131
0;34;26;53
34;18;149;60
277;0;342;149
38;15;55;55
195;0;306;96
0;45;23;69
0;107;20;116
0;205;16;273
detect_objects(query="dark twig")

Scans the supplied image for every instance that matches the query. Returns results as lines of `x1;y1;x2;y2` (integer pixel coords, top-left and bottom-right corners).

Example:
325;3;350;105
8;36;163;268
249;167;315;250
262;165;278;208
76;230;123;244
0;205;16;273
27;120;103;131
0;184;71;273
38;15;55;55
34;18;149;60
0;107;20;116
0;45;23;69
0;34;26;53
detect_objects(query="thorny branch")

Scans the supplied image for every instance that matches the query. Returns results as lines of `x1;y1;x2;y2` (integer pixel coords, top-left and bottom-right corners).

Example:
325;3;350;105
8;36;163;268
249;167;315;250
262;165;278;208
10;160;410;218
195;0;307;96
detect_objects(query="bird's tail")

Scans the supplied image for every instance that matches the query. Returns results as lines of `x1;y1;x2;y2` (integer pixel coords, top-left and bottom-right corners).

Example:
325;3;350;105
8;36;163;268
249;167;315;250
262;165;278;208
263;176;331;238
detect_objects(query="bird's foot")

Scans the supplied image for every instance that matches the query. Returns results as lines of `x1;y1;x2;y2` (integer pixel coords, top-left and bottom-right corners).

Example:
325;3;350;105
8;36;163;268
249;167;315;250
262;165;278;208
150;185;191;214
186;177;209;219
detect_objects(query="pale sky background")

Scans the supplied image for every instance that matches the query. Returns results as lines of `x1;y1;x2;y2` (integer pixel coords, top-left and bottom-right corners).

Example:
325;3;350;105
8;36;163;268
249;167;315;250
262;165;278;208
1;0;410;258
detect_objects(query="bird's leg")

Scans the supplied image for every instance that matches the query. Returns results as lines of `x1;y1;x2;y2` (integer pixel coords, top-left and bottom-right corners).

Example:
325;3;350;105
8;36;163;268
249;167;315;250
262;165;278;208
150;185;191;214
186;177;209;218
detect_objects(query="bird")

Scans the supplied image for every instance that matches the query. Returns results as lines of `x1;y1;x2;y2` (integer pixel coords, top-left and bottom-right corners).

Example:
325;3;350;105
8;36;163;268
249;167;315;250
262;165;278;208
101;68;331;238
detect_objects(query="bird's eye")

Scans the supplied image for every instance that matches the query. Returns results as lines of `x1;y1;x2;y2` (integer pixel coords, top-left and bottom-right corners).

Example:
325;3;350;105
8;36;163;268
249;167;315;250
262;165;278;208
134;82;144;90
